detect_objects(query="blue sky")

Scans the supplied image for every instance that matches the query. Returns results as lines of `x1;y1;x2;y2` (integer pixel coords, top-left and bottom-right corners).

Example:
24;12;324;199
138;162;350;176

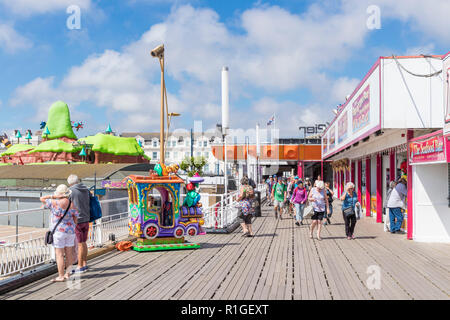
0;0;449;141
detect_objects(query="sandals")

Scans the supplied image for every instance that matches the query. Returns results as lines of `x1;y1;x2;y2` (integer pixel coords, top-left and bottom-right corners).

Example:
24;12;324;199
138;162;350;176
51;277;66;283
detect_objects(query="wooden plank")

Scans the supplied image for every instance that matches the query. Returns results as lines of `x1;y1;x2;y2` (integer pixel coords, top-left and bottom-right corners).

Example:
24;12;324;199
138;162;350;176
219;214;275;299
197;215;269;300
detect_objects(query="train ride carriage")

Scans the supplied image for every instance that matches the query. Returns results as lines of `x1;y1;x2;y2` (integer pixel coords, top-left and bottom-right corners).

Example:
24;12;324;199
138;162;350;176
125;173;205;251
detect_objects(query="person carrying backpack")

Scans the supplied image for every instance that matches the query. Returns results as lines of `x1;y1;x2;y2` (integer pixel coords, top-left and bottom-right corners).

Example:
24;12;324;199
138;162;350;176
237;176;255;237
291;180;308;226
271;176;287;220
68;174;91;274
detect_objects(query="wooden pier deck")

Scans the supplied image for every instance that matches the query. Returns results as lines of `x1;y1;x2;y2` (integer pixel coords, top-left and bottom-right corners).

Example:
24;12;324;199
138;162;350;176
1;203;449;300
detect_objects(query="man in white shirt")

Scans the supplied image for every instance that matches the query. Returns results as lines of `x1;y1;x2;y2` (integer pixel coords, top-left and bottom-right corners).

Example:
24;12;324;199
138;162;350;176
386;177;407;234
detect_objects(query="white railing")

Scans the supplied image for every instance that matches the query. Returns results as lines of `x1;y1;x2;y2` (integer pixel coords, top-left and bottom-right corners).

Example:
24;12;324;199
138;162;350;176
0;197;129;278
202;184;267;230
0;186;269;278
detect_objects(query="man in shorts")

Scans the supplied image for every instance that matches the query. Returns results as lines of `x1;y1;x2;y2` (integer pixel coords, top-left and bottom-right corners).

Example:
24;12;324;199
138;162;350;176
271;176;287;219
68;174;91;274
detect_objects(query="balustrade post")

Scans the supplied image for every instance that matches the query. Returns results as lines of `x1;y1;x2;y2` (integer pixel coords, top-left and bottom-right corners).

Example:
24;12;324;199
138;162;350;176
95;219;103;246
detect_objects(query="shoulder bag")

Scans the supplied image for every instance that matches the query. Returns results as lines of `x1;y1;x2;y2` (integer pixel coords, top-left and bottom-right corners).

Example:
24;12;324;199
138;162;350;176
45;200;72;245
342;194;356;218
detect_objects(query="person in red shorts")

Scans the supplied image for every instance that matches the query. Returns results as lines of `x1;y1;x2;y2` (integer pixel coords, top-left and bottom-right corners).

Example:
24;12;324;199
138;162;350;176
68;174;91;274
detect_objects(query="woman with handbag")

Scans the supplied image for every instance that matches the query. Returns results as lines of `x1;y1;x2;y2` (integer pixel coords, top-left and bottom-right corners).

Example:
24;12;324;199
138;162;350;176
40;184;79;282
340;182;360;240
237;176;255;237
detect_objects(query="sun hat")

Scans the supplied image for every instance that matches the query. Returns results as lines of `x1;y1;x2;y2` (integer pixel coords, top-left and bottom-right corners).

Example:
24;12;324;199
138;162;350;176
189;172;204;184
315;181;324;189
54;184;72;198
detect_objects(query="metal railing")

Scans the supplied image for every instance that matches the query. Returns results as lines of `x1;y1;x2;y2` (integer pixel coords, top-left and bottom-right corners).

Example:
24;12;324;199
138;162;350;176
0;187;268;278
202;184;267;230
0;197;129;278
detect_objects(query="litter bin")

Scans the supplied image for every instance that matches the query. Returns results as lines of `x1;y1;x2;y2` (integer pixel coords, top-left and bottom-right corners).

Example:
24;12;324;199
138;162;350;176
253;191;262;217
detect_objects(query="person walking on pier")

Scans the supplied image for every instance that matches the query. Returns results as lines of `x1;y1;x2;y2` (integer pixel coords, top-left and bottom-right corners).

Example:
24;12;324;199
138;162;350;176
272;176;287;219
384;181;397;232
340;182;360;240
387;177;407;234
305;178;312;192
308;181;329;240
266;176;275;206
291;180;307;226
323;182;334;225
40;185;78;282
287;176;296;217
237;176;255;237
68;174;91;274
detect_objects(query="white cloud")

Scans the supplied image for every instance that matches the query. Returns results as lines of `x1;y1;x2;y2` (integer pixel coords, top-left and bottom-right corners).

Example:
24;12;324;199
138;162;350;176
0;0;91;16
405;43;436;56
353;0;450;43
12;2;449;135
8;4;371;133
330;77;361;104
0;23;32;53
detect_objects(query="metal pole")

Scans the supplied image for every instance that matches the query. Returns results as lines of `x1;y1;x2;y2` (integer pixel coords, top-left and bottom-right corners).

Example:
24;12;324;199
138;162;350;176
15;199;19;244
246;136;249;178
190;128;193;158
7;196;11;226
256;123;260;185
160;56;165;164
224;134;228;195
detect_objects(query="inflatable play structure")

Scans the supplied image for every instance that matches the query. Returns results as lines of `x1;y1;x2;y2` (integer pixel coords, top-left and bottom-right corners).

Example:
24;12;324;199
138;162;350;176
0;101;150;165
125;166;206;252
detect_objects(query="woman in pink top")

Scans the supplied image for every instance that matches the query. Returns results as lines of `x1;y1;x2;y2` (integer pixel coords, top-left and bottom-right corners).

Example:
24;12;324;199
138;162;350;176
291;181;308;226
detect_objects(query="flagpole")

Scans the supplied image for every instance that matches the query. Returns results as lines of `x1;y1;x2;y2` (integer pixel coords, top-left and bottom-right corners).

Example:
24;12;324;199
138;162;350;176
270;113;277;143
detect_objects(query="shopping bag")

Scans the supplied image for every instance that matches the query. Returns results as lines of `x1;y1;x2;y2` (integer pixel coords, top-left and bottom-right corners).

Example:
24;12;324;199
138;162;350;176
303;204;314;218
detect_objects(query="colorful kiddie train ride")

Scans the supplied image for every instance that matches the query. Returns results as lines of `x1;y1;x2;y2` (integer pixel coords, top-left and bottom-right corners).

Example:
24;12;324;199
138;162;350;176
125;163;206;252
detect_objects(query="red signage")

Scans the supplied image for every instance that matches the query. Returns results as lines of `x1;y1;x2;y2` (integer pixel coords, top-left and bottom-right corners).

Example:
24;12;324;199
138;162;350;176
409;134;446;164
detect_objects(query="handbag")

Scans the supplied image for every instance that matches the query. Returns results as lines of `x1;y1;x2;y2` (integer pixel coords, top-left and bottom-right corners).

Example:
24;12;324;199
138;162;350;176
343;206;355;218
45;200;72;245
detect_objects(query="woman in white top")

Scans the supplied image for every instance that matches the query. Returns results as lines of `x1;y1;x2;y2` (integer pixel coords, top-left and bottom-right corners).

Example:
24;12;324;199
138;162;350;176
308;181;329;240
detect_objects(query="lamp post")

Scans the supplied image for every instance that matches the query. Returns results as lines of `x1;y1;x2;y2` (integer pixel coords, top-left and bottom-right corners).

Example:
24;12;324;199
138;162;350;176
151;44;165;164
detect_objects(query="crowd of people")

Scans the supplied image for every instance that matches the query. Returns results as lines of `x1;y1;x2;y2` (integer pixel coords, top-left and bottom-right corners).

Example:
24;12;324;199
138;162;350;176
257;173;408;240
40;174;91;283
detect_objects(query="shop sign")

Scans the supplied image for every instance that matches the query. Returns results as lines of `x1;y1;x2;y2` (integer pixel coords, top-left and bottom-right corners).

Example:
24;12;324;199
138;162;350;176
352;85;370;133
329;126;335;150
338;110;348;143
409;134;446;164
102;180;127;189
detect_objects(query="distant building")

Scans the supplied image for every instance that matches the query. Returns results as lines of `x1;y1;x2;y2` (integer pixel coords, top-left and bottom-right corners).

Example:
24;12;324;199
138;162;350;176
120;132;224;175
